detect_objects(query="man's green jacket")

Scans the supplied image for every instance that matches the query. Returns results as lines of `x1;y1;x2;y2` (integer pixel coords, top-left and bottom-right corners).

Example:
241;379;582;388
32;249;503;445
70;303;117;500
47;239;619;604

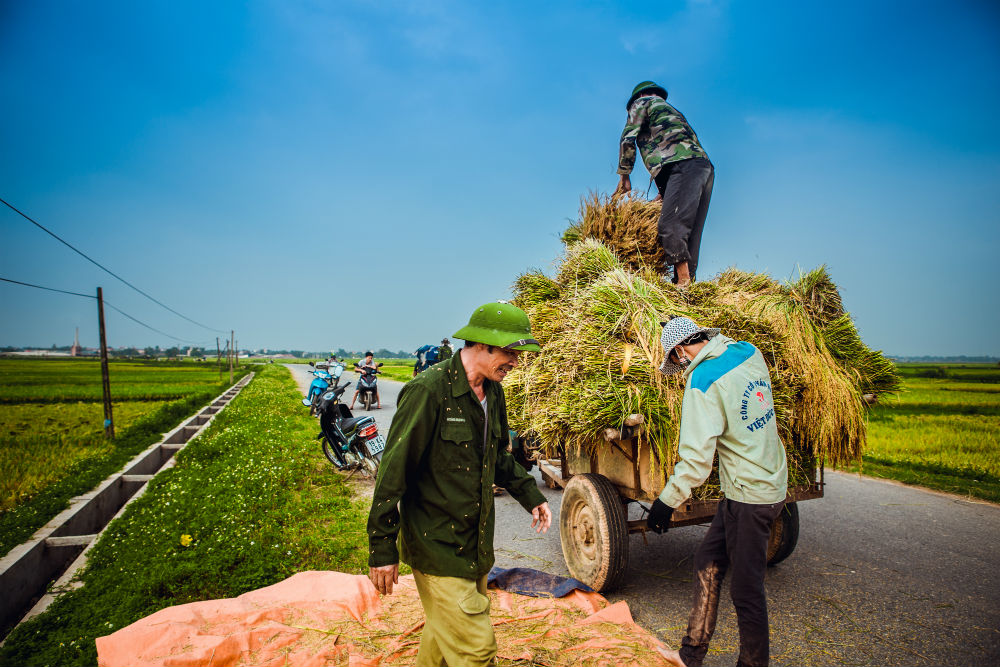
367;351;546;579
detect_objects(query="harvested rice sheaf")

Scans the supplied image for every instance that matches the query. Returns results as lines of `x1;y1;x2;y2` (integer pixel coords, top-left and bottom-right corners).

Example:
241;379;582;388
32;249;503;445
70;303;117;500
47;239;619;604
506;197;899;499
315;587;668;667
563;192;665;273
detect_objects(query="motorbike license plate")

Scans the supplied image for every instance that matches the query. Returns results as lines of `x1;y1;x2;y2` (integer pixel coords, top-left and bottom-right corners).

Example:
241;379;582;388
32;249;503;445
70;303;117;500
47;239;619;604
367;434;386;455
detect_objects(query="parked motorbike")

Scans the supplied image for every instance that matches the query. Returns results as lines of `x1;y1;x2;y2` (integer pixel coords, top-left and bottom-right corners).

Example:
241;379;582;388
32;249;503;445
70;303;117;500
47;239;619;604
315;379;385;477
302;360;344;416
355;362;383;411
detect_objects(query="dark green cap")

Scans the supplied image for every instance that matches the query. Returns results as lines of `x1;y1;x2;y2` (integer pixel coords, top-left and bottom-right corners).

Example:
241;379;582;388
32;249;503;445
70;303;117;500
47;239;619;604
627;80;667;110
453;302;541;352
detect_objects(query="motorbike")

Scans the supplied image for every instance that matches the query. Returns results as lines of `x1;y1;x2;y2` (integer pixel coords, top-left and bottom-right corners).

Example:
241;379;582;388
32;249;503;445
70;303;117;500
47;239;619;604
302;360;344;416
412;344;439;376
315;379;386;477
355;362;383;411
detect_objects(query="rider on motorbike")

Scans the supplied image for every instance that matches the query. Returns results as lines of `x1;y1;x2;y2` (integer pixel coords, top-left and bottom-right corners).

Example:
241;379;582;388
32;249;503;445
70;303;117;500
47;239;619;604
350;351;382;410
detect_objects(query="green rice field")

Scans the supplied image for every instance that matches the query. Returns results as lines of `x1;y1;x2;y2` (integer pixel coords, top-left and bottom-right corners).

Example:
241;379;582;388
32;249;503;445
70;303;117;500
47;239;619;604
0;357;247;554
375;357;420;382
0;358;229;403
842;363;1000;503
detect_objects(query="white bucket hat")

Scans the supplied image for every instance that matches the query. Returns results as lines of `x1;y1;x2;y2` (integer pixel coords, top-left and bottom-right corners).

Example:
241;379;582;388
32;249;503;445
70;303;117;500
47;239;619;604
658;316;721;375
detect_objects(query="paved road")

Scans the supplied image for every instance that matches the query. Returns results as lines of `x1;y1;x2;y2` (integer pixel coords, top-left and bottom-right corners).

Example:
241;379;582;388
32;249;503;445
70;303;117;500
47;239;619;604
284;364;1000;665
285;363;405;436
494;467;1000;666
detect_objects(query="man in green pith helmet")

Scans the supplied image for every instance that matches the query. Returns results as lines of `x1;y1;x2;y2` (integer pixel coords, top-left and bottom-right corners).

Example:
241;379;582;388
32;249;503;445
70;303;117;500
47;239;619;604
615;81;714;287
367;302;551;667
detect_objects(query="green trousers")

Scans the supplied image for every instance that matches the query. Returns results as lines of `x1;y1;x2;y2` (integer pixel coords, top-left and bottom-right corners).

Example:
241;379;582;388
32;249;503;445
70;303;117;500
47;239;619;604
412;569;496;667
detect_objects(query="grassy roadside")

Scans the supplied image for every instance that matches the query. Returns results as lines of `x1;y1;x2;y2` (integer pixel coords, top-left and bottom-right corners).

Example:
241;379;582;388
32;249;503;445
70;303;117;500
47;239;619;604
839;363;1000;503
0;364;371;667
0;379;247;557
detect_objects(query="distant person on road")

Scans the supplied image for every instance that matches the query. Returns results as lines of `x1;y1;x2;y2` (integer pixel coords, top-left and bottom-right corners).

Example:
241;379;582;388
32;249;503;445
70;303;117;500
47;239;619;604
437;338;453;363
367;302;552;667
647;316;787;667
350;351;381;410
412;344;439;377
615;81;714;288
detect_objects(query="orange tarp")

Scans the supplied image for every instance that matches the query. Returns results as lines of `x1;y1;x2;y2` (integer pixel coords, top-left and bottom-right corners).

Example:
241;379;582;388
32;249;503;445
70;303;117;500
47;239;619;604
96;570;673;666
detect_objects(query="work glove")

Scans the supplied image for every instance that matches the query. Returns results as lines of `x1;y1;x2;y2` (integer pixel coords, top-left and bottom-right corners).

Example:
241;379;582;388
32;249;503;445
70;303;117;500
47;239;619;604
646;498;674;534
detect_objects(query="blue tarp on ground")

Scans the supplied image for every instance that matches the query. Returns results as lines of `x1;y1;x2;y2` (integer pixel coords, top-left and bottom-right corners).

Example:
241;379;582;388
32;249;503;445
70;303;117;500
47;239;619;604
487;566;595;598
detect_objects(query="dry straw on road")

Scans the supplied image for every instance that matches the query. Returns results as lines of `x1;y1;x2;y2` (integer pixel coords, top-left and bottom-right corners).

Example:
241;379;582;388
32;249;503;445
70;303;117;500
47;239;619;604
505;194;899;498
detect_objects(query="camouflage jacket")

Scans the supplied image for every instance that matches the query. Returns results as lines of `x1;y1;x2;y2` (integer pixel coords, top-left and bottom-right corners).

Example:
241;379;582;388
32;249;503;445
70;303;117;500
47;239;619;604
618;95;708;177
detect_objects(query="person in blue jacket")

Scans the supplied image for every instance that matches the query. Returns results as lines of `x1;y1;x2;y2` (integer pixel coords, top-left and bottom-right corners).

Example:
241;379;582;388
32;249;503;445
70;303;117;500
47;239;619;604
648;316;787;667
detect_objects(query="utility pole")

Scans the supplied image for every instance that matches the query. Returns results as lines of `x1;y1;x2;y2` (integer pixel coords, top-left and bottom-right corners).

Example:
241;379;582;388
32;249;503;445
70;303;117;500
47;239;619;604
229;329;234;384
97;287;114;439
216;337;221;374
235;339;239;368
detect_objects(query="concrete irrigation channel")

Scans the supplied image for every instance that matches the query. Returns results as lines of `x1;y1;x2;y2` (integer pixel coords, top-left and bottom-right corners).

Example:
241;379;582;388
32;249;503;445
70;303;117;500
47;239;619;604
0;373;254;639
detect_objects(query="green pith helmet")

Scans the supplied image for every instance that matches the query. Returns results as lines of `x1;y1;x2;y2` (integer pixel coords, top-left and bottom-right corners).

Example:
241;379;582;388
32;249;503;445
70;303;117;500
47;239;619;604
453;302;541;352
626;80;667;110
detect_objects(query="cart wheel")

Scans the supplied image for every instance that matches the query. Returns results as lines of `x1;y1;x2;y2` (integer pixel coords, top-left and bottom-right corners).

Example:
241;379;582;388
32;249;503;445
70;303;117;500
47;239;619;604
560;473;629;592
766;502;799;566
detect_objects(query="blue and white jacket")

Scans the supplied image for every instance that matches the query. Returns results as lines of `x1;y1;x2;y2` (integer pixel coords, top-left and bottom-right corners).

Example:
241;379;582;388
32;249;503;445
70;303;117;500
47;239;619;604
659;334;788;508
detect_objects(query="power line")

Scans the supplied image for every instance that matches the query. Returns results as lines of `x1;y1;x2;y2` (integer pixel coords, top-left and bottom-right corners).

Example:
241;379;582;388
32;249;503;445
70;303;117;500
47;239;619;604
1;196;228;334
1;276;212;346
102;301;210;345
0;276;95;299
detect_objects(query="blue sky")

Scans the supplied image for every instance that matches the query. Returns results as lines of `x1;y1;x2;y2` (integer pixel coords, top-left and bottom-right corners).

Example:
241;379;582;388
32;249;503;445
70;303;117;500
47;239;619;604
1;0;998;356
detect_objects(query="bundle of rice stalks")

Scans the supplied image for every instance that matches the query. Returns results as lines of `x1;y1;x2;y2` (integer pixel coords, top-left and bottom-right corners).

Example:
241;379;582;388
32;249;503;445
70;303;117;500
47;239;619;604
564;192;665;273
507;207;898;499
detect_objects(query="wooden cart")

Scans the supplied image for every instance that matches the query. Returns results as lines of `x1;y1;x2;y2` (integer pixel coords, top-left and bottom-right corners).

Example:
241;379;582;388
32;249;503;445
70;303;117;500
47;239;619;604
535;434;824;592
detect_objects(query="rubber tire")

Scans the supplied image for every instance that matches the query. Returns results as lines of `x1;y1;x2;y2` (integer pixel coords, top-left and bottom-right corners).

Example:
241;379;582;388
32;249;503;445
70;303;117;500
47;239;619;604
321;437;345;467
560;473;629;592
766;502;800;566
359;443;380;479
363;393;372;411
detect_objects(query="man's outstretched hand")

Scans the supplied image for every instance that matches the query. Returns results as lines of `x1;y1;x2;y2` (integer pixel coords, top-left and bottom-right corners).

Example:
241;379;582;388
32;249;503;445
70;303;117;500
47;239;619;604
531;502;552;533
369;563;399;595
614;174;632;196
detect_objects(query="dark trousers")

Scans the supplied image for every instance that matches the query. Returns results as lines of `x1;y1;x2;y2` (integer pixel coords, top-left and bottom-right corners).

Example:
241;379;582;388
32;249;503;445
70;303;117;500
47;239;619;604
654;157;714;282
679;498;784;667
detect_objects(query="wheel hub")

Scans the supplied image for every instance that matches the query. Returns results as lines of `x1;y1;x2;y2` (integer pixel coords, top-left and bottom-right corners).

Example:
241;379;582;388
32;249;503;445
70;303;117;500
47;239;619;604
571;502;598;561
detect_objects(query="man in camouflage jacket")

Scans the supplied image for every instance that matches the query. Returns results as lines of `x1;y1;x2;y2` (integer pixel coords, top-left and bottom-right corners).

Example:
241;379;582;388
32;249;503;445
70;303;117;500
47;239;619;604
616;81;714;287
